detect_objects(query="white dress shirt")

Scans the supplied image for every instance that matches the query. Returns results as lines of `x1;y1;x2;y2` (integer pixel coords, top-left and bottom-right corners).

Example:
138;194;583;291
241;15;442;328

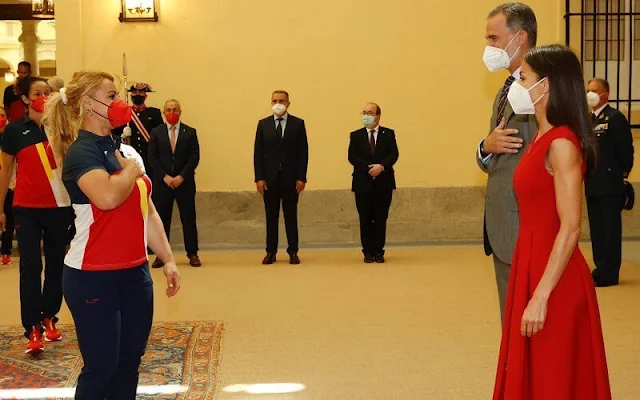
167;121;181;143
273;113;288;137
367;125;384;173
479;67;522;165
593;103;607;118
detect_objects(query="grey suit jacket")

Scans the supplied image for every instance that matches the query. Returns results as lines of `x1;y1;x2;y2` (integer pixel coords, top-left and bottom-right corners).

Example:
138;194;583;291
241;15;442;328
477;86;538;265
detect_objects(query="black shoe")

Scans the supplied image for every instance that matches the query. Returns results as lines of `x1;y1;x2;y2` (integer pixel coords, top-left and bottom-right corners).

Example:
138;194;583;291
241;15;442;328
375;255;385;263
152;257;164;269
289;253;300;265
364;254;375;263
189;255;202;268
594;278;619;287
262;253;277;265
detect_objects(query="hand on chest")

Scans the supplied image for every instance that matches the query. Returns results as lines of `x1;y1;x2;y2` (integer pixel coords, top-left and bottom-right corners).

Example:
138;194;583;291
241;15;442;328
102;150;123;174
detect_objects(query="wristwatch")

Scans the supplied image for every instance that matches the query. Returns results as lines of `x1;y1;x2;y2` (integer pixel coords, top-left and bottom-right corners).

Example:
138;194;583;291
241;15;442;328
480;140;488;158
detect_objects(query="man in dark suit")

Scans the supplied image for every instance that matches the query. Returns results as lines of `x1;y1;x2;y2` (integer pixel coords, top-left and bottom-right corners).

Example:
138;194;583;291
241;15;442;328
253;90;308;265
113;83;164;179
348;103;399;263
586;78;634;287
148;99;201;268
3;61;31;122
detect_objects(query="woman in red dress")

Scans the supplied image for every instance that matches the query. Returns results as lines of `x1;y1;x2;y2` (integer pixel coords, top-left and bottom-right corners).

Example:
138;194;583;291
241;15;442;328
493;44;611;399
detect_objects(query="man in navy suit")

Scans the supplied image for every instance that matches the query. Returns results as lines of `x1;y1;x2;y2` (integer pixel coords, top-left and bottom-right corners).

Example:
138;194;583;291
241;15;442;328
348;103;399;263
253;90;309;265
148;99;201;268
586;78;635;287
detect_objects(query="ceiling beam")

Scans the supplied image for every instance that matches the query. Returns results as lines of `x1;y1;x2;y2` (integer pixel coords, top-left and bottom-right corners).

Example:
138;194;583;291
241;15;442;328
0;4;54;20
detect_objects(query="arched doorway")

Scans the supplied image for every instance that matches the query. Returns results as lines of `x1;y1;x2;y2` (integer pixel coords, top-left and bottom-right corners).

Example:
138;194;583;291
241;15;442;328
0;58;13;98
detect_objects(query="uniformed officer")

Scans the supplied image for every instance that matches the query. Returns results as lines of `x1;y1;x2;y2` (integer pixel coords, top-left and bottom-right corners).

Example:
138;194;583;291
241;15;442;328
586;78;635;287
112;82;163;179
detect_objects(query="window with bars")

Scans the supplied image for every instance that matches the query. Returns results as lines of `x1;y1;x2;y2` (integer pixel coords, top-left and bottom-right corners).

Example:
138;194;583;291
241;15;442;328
583;0;640;61
569;0;640;129
584;0;626;61
635;0;640;59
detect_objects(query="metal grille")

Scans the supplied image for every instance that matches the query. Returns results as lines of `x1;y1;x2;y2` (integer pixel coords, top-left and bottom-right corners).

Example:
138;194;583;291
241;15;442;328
565;0;640;131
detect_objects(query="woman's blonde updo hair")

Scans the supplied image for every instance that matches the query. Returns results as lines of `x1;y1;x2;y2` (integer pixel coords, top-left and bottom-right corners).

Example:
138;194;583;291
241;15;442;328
43;71;115;161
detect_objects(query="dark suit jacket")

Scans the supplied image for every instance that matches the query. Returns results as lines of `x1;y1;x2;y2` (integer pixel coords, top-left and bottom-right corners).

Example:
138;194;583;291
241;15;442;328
3;85;17;110
148;122;200;183
586;105;635;196
3;84;25;122
348;126;399;192
253;114;309;187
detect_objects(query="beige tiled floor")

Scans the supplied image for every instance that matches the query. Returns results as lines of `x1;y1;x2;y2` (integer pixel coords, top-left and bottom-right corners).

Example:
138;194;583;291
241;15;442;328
0;244;638;399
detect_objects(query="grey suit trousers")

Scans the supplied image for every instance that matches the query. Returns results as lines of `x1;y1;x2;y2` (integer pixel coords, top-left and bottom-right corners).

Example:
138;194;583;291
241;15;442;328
493;255;510;324
479;85;537;323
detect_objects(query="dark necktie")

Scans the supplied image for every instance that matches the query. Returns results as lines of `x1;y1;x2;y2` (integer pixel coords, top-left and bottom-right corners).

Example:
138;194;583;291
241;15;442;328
276;118;283;139
591;113;598;125
496;75;516;126
369;130;376;153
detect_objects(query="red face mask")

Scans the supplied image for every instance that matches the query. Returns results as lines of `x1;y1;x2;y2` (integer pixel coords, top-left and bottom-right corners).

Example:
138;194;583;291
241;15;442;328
0;116;7;129
30;95;48;113
91;98;132;128
166;112;180;125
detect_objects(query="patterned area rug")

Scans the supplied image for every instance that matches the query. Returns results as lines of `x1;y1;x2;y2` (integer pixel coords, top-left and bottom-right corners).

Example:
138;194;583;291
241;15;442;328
0;321;224;399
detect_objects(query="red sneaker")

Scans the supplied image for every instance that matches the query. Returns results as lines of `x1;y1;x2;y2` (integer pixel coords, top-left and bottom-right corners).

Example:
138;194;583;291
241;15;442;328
25;326;44;355
43;318;62;342
1;255;10;265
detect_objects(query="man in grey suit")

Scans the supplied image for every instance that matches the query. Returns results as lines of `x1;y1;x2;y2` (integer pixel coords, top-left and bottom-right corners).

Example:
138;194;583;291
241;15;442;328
477;3;538;322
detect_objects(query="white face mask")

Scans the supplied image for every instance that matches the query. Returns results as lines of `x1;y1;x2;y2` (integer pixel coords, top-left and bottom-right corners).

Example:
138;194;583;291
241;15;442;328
272;103;287;116
507;78;547;114
483;31;523;72
587;91;601;108
361;114;376;128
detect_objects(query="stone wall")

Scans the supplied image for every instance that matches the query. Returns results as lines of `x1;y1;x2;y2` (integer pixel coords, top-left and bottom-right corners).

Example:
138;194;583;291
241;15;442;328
168;183;640;250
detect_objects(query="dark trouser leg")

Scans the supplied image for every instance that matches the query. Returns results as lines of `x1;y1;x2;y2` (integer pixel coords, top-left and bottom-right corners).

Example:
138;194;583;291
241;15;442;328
107;264;154;400
141;153;152;182
14;207;44;335
355;192;375;256
493;255;510;325
595;195;624;282
263;182;282;254
1;189;14;255
372;190;393;256
152;181;175;242
63;266;120;400
41;207;73;321
175;180;199;257
587;196;605;280
281;180;299;255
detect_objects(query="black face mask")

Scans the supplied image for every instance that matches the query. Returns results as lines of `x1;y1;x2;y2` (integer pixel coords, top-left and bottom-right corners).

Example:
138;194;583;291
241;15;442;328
131;94;146;106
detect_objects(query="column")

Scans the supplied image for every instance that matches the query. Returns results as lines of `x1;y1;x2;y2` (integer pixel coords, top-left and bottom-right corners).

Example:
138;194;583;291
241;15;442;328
19;20;40;75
